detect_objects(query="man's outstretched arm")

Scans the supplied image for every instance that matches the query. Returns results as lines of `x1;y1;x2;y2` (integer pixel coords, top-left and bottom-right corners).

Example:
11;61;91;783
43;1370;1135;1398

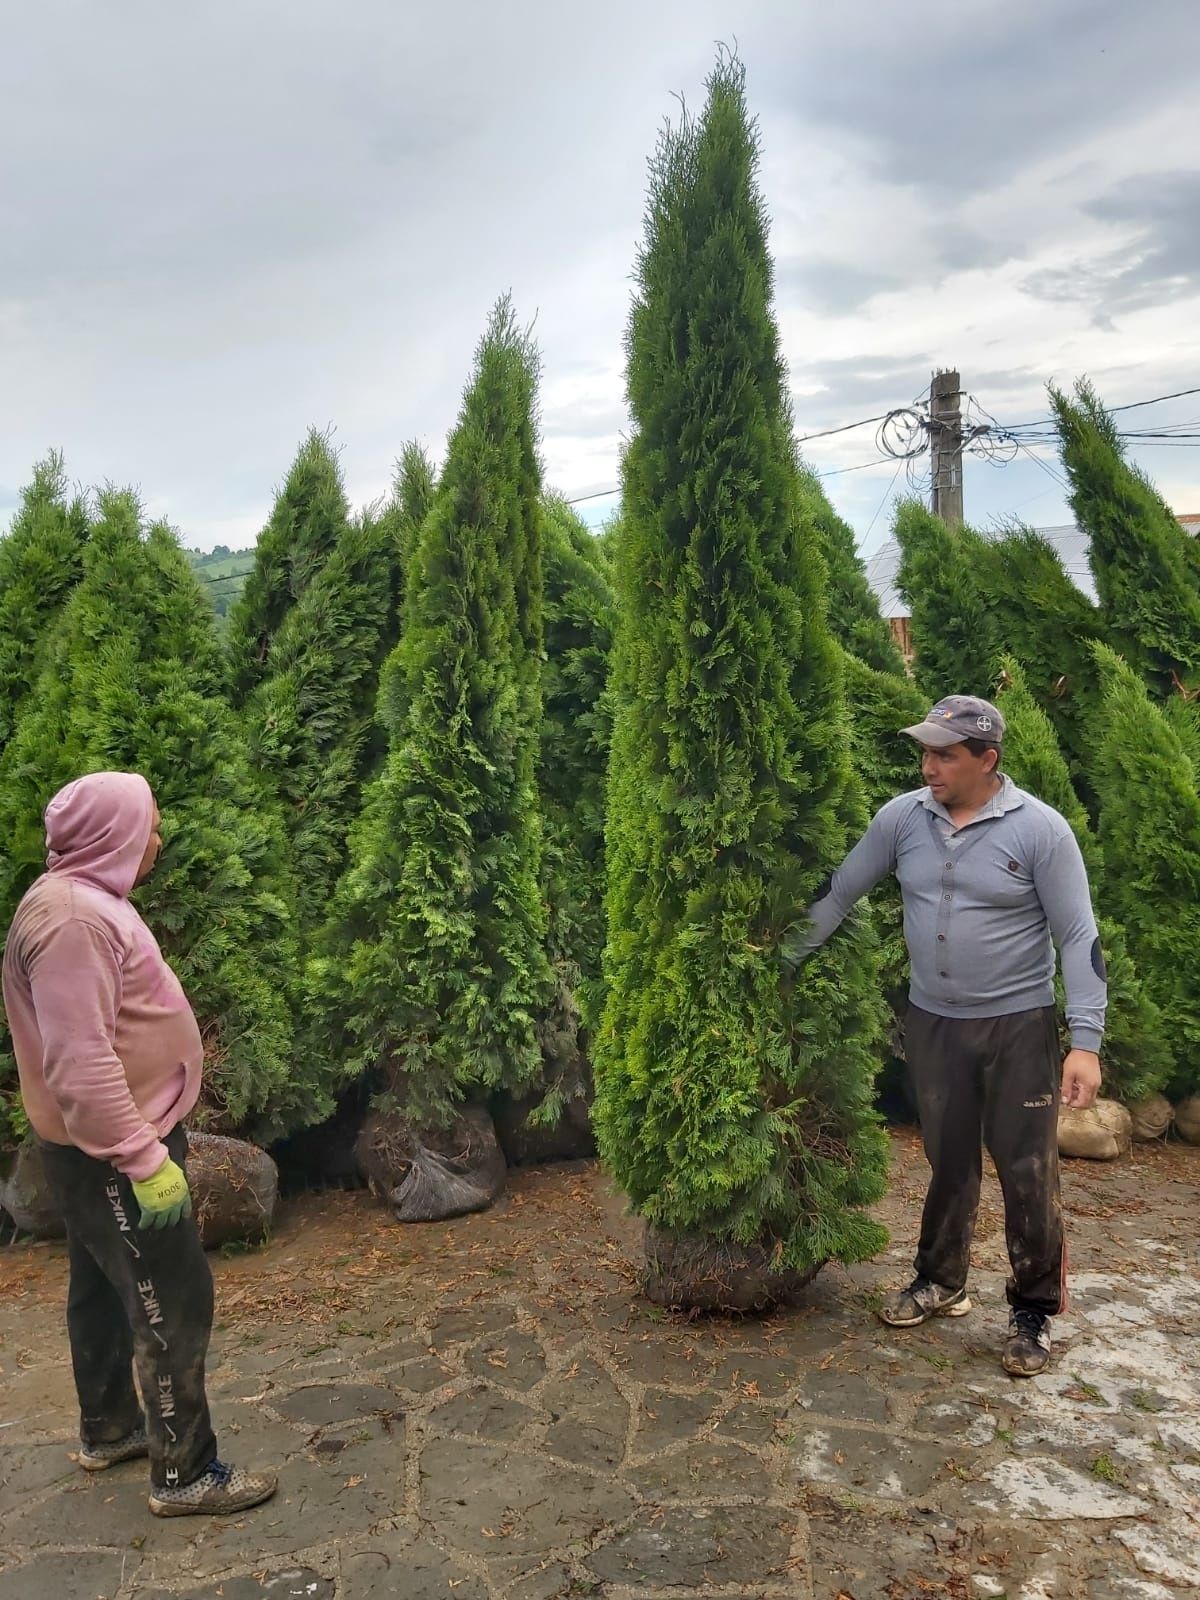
781;801;902;968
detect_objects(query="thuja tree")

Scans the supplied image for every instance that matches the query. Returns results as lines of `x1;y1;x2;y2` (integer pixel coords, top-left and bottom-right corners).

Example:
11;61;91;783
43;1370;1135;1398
1053;380;1200;695
0;454;90;749
227;428;350;705
996;658;1170;1103
978;526;1103;802
1091;644;1200;1098
540;495;616;1003
247;508;397;934
595;57;888;1310
798;468;905;675
0;492;309;1146
310;301;552;1126
894;499;1000;699
376;442;438;739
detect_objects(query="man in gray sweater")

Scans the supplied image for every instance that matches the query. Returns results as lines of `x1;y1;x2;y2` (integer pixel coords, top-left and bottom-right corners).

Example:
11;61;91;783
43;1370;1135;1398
785;694;1105;1377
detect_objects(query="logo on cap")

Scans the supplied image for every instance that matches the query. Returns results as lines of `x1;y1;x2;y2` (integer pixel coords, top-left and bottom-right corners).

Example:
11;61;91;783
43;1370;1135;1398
976;715;993;732
928;708;954;720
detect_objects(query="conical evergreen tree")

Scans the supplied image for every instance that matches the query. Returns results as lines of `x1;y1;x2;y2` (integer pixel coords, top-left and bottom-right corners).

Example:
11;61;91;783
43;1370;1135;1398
247;507;397;934
1091;644;1200;1098
893;499;999;698
977;527;1103;801
798;469;905;675
1053;380;1200;695
595;57;888;1304
227;429;350;705
996;658;1169;1103
0;492;309;1147
0;454;90;749
540;494;615;1005
310;301;552;1125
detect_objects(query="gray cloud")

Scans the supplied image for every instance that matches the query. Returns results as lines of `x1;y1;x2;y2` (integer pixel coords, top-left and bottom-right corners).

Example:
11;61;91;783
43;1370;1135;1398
2;0;1198;549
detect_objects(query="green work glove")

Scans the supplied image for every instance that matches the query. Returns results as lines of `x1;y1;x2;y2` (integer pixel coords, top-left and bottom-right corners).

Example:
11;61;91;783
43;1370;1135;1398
131;1157;192;1230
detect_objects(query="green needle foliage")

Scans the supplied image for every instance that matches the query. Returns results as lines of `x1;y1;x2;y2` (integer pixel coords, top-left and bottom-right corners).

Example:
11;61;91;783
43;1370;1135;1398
798;469;905;675
1053;380;1200;695
227;428;351;705
996;658;1169;1103
893;499;1000;699
978;527;1103;798
540;494;616;1009
1091;644;1200;1097
377;442;439;739
310;300;552;1126
595;55;888;1275
0;454;90;750
0;492;308;1147
247;508;398;935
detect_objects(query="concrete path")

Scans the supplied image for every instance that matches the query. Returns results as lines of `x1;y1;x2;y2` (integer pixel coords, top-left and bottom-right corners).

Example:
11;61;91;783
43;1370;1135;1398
1;1131;1197;1599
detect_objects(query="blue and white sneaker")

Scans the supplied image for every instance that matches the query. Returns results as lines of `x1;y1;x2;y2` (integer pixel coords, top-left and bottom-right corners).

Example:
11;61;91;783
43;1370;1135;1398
149;1458;278;1517
78;1422;149;1471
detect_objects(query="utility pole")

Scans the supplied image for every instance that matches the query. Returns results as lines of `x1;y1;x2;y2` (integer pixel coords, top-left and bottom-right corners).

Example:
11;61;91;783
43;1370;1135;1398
929;368;964;527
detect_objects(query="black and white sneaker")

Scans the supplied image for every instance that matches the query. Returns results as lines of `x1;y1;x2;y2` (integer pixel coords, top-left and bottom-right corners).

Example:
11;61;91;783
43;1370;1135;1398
149;1458;278;1518
878;1276;972;1327
77;1422;149;1471
1003;1309;1052;1377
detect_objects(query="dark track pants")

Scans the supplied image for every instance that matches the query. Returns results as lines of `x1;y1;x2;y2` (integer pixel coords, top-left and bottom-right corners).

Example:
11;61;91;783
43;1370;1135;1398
905;1004;1067;1318
40;1124;218;1489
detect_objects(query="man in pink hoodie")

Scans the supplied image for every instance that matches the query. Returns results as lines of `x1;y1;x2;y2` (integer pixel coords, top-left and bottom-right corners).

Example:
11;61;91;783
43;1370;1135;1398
3;771;277;1517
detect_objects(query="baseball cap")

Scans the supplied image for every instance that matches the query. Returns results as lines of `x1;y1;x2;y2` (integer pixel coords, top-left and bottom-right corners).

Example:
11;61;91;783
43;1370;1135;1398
901;694;1005;748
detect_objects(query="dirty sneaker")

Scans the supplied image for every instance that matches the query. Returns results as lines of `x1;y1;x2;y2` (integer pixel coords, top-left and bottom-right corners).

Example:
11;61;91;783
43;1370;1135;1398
1002;1308;1052;1377
878;1275;972;1327
148;1459;278;1518
78;1422;149;1471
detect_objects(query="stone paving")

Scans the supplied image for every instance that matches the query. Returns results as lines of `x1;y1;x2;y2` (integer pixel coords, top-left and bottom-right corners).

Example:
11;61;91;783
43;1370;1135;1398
0;1131;1197;1599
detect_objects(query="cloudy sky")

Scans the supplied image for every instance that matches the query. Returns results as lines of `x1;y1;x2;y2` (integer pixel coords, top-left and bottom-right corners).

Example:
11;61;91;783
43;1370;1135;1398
3;1;1199;561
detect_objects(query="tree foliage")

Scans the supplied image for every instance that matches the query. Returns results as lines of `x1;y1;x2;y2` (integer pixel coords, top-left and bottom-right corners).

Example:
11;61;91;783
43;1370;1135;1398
247;508;398;934
309;301;552;1126
1091;645;1200;1098
798;469;904;674
595;56;888;1273
1053;380;1200;695
0;492;309;1145
996;658;1170;1103
893;499;999;700
0;454;90;750
227;429;350;705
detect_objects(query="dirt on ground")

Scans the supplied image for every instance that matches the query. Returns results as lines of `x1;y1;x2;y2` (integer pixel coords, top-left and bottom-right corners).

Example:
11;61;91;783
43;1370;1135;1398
1;1130;1197;1599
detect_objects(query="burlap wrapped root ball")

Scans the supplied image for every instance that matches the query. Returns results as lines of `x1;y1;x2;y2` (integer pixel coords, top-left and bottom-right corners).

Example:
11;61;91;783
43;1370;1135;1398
1057;1099;1132;1161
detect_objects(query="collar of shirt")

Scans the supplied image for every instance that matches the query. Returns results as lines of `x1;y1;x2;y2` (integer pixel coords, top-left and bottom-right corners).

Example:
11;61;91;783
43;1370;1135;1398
921;773;1025;831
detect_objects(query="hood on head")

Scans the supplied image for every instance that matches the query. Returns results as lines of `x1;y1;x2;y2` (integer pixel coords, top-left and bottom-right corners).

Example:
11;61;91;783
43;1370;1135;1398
45;772;155;897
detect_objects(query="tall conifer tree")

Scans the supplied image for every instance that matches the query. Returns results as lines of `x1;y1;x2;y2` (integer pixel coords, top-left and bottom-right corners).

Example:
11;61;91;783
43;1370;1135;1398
996;659;1169;1103
1091;645;1200;1097
0;493;308;1145
310;302;552;1125
227;429;350;704
0;454;90;749
595;56;888;1307
798;469;904;675
1053;381;1200;695
894;500;999;698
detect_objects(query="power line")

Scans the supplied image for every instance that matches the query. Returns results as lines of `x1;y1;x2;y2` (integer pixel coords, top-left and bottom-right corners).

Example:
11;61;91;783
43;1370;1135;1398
1002;384;1200;433
796;411;891;443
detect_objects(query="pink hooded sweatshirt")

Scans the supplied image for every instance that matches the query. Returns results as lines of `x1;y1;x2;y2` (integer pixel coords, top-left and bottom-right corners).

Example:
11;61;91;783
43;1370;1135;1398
2;772;203;1179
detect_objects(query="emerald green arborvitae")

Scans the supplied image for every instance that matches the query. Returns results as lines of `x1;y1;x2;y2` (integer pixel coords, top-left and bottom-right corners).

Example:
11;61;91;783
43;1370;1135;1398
1091;644;1200;1098
893;499;1000;699
377;442;438;739
540;495;615;1011
977;527;1103;801
594;57;889;1272
839;650;926;1102
310;301;552;1126
227;429;351;705
1053;380;1200;694
798;469;905;674
0;492;308;1148
247;508;397;934
0;454;90;749
996;658;1170;1103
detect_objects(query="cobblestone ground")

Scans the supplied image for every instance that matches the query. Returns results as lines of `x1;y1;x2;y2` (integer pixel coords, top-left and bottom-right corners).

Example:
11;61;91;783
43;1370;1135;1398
1;1131;1197;1600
